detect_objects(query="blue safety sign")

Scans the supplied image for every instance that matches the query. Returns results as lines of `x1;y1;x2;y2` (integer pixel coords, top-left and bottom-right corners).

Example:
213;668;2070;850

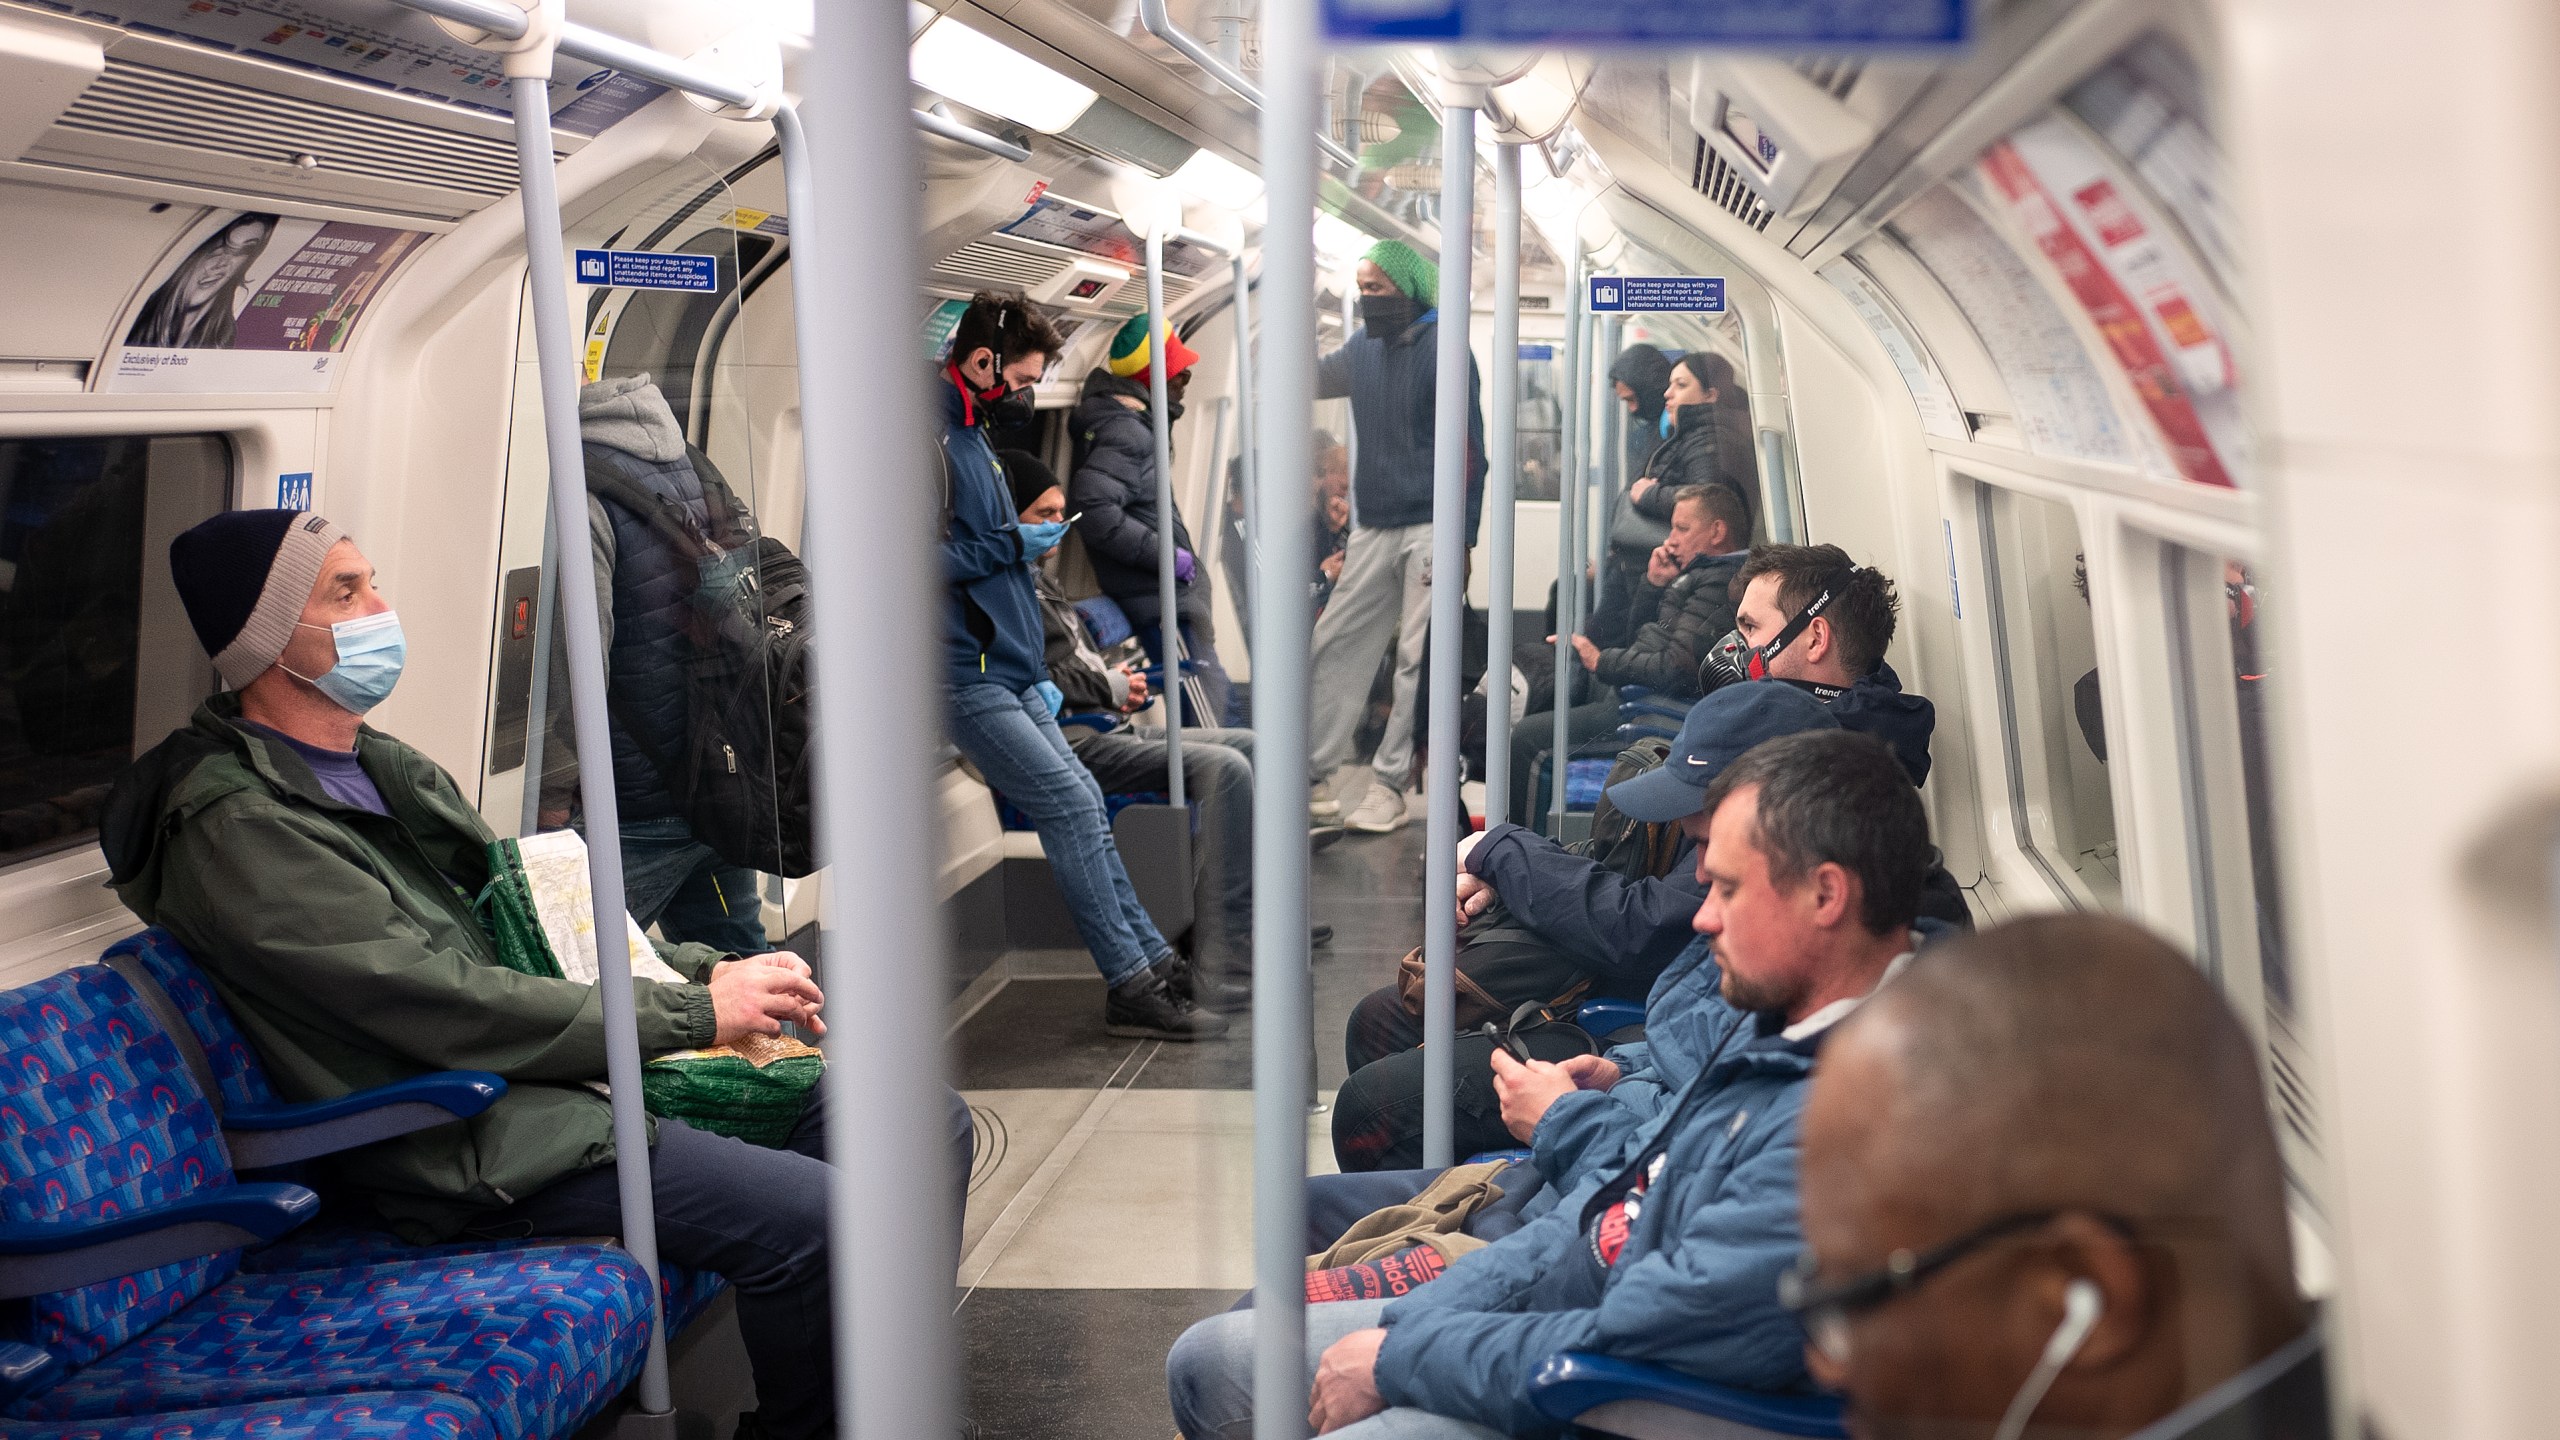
573;249;718;292
1518;343;1555;361
1588;276;1726;313
1320;0;1965;47
276;472;312;509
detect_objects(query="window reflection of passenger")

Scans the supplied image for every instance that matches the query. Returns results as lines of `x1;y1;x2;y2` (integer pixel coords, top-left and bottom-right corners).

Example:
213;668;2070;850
2072;554;2106;763
125;214;278;349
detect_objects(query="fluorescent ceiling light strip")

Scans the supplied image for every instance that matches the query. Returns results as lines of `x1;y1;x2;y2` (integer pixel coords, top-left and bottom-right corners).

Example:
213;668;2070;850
909;18;1096;134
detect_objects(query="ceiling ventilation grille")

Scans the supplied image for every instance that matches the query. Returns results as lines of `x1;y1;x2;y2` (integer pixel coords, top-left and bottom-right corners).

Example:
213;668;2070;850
1790;58;1865;100
31;57;528;219
1690;137;1775;233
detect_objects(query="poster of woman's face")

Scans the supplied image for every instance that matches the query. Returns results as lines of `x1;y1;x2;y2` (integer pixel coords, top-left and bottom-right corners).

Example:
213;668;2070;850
125;214;280;350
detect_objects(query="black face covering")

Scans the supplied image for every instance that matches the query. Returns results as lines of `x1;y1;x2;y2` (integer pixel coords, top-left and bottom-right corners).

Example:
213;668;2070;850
1359;291;1423;336
985;384;1036;429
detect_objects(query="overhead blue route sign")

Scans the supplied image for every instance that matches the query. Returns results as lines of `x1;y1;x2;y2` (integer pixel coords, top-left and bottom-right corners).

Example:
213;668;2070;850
1321;0;1965;47
573;249;718;292
1588;276;1727;313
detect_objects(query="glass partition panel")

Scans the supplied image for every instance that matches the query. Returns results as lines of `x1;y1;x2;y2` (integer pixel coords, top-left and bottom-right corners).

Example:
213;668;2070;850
1977;482;2121;907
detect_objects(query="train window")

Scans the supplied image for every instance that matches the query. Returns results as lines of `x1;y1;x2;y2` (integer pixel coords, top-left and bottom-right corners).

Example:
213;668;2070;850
1975;482;2121;907
0;435;227;869
1515;344;1563;501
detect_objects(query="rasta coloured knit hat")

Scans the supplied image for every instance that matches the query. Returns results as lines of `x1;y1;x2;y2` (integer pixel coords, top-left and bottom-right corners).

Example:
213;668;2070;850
1362;238;1438;307
169;509;348;689
1106;313;1200;385
996;449;1062;517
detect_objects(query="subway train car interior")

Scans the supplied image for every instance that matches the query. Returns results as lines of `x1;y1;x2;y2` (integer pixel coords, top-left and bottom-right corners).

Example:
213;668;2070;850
0;0;2538;1437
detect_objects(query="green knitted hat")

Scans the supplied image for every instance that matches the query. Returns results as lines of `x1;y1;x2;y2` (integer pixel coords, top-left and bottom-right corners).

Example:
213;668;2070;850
1363;238;1437;307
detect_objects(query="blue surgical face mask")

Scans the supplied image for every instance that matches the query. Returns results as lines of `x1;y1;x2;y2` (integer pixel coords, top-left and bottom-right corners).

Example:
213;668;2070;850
1658;409;1676;439
288;609;405;714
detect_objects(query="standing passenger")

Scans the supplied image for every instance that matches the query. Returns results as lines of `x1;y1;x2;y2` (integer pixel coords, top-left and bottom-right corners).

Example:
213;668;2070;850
1070;312;1232;725
1307;239;1487;833
936;291;1225;1040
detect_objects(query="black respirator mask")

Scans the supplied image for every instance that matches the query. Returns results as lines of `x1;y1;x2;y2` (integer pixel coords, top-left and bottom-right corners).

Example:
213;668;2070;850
1359;291;1423;335
1698;568;1863;693
984;383;1036;429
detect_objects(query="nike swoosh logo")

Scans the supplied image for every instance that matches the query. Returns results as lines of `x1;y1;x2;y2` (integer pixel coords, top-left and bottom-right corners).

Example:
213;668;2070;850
1683;756;1713;767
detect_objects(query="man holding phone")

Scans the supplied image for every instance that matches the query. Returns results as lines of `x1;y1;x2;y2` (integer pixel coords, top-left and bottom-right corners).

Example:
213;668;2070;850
1009;451;1260;1009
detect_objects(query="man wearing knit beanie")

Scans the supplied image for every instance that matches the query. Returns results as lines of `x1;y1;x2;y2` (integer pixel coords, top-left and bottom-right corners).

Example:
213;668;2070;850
1070;310;1236;726
1306;235;1487;832
98;509;886;1440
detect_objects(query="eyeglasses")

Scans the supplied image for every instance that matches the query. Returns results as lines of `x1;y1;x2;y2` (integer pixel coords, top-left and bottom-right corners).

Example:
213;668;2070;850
1780;1209;2135;1364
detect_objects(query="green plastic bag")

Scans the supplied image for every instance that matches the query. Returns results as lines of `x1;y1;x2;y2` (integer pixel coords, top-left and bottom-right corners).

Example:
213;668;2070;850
476;834;822;1146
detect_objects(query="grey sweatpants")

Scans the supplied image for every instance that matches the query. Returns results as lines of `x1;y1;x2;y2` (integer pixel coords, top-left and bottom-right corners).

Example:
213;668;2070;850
1309;521;1436;786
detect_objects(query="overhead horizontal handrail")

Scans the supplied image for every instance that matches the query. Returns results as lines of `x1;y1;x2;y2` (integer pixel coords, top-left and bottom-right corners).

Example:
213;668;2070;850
1137;0;1360;169
914;107;1034;162
388;0;761;110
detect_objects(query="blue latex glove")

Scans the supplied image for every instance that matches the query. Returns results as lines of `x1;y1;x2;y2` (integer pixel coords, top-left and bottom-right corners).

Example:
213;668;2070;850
1032;681;1064;718
1174;547;1197;584
1020;521;1069;559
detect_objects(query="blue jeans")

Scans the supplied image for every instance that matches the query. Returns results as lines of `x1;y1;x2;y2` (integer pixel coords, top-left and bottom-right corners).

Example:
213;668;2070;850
949;680;1170;986
1068;724;1254;973
472;1087;974;1440
618;814;771;955
1167;1297;1509;1440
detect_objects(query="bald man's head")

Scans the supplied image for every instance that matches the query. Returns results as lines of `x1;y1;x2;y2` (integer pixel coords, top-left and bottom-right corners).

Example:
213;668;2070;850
1798;915;2307;1439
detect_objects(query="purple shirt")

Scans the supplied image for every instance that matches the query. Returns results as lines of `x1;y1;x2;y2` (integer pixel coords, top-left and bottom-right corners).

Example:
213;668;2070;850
238;720;389;817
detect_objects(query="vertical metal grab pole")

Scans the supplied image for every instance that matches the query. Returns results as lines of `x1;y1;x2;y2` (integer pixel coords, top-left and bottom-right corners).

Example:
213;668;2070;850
792;16;958;1430
1420;100;1475;1169
1232;253;1259;560
1483;144;1520;828
1253;0;1316;1432
1550;244;1584;837
508;74;672;1415
1145;229;1186;797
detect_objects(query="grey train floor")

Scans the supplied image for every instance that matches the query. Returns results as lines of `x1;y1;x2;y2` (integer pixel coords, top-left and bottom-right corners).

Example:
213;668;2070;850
955;818;1426;1439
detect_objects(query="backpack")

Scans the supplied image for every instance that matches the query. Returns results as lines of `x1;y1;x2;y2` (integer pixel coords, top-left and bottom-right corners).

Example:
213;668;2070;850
588;444;817;878
1395;735;1684;1028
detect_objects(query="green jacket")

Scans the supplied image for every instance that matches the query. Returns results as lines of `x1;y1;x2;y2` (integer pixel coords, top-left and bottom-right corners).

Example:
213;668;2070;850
100;695;725;1240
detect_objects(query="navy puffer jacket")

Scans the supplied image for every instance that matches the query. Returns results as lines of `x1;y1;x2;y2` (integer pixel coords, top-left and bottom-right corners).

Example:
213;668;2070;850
1068;369;1198;631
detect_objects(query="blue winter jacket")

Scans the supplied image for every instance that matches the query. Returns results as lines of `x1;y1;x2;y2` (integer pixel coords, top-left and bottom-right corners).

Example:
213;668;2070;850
939;377;1047;694
1465;821;1704;997
1828;662;1936;787
1374;1000;1822;1435
1534;918;1956;1196
586;442;706;822
1315;310;1488;542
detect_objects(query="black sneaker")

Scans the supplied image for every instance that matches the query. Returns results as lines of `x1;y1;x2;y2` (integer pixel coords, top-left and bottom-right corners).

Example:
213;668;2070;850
1106;959;1229;1039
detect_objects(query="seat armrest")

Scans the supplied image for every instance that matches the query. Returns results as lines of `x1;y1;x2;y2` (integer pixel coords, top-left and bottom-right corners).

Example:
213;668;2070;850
1527;1352;1848;1438
0;1340;63;1407
0;1182;319;1300
224;1071;504;1170
1576;999;1648;1040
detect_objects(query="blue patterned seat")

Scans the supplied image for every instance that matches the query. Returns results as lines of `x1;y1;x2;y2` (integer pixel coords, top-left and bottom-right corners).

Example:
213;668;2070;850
105;930;731;1334
5;1389;495;1438
9;1246;652;1439
0;965;656;1440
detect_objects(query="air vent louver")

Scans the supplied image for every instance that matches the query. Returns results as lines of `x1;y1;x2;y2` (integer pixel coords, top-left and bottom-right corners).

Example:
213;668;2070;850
1690;136;1775;233
27;56;538;221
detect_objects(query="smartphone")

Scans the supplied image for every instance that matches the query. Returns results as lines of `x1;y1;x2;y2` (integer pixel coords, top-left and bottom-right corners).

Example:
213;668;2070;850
1066;510;1084;524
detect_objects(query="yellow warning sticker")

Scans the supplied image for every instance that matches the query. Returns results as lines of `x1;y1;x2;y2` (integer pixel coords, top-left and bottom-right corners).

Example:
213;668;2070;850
718;207;772;232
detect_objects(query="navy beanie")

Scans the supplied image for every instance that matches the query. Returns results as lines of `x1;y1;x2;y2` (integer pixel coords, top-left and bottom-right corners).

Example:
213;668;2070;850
170;509;348;687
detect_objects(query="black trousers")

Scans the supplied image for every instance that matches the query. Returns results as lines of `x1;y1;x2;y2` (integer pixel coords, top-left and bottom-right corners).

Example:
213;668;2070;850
1331;985;1597;1172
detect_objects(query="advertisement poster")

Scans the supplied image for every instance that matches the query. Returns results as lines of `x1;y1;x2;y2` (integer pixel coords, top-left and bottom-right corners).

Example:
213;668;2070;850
107;210;426;393
31;0;661;135
1978;132;2238;489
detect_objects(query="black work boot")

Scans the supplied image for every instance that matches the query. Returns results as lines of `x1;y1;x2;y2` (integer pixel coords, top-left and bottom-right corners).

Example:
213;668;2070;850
1106;958;1229;1040
1167;952;1252;1014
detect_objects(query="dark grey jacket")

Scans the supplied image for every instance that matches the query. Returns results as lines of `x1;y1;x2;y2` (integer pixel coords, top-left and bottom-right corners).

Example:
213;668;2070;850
1595;550;1746;699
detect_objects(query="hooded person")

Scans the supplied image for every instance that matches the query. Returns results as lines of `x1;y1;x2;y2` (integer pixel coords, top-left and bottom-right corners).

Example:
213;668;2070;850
1587;343;1680;650
93;508;925;1440
1069;313;1233;725
533;371;769;954
1307;238;1489;833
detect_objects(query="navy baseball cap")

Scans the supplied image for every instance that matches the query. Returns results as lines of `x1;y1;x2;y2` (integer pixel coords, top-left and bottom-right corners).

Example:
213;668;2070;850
1603;683;1840;823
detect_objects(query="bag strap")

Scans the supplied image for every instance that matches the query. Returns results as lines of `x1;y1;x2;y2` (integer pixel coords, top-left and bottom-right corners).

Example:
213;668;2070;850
102;949;225;1121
